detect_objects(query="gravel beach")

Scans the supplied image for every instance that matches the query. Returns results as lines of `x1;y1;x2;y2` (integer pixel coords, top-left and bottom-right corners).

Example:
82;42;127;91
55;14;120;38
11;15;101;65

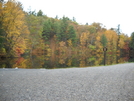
0;63;134;101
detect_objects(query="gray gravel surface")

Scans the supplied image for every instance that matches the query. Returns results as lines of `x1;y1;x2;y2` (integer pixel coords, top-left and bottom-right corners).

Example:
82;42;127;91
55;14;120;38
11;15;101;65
0;63;134;101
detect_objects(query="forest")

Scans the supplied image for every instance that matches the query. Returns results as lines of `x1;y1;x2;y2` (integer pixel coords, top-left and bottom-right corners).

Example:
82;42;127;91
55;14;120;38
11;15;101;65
0;0;134;68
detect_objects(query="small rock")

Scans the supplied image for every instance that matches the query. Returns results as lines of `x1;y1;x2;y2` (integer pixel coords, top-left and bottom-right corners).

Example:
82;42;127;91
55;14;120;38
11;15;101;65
15;67;18;69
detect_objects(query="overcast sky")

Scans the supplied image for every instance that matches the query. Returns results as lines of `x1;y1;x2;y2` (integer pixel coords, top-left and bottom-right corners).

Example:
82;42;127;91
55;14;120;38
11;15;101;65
17;0;134;36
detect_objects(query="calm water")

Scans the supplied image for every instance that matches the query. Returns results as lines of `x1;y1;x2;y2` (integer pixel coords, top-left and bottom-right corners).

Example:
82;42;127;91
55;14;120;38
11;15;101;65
0;52;131;69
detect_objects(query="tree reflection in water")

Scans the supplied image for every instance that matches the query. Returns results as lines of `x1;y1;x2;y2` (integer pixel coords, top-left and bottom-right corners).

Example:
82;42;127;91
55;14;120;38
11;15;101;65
0;51;131;69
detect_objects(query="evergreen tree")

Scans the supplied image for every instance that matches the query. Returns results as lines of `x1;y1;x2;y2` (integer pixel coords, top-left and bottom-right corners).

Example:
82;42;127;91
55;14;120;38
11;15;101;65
0;0;4;3
42;18;59;40
0;24;5;49
129;32;134;49
101;34;107;47
37;10;43;16
28;10;36;16
67;25;76;44
85;23;88;25
42;19;52;40
55;15;58;19
57;16;69;41
72;17;76;22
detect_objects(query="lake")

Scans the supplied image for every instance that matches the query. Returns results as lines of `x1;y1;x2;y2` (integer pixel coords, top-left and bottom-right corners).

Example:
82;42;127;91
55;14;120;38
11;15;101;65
0;51;132;69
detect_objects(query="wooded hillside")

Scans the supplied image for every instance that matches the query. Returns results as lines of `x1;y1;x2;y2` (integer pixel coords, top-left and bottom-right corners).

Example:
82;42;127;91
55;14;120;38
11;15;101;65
0;0;133;58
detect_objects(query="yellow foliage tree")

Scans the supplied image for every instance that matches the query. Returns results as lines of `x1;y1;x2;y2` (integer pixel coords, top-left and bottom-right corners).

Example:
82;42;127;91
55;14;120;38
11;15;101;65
67;39;72;47
95;32;103;50
26;14;44;54
118;34;126;48
104;30;118;50
1;0;29;57
80;32;90;46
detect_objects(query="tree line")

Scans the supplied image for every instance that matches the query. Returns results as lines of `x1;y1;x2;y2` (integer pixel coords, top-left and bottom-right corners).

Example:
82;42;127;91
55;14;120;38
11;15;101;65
0;0;134;58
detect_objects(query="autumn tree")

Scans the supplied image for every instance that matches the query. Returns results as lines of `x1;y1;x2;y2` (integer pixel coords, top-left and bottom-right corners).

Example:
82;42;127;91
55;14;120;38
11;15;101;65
0;0;29;57
0;1;4;50
80;32;90;47
104;30;118;50
94;32;103;50
92;22;103;32
118;34;127;49
26;13;44;51
88;25;97;45
88;25;96;34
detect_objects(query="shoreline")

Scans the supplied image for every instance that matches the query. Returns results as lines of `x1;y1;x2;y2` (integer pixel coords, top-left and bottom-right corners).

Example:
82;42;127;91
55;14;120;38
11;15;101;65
0;62;133;70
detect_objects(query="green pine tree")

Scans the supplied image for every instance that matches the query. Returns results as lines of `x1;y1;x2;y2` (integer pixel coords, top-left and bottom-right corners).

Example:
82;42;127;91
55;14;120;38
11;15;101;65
129;32;134;49
56;16;69;41
37;10;43;16
42;19;52;40
42;18;60;40
67;25;76;44
101;34;107;47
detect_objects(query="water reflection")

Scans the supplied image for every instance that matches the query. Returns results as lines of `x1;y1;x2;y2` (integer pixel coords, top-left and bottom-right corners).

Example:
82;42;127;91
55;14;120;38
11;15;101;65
0;52;131;69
